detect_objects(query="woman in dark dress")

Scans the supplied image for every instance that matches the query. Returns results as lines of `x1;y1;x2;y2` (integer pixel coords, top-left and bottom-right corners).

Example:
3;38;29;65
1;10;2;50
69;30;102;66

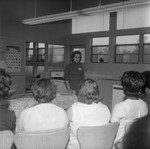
64;51;84;94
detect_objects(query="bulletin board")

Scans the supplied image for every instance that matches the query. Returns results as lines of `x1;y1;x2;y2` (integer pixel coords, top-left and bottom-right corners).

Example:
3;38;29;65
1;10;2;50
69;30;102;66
6;46;21;72
0;37;24;74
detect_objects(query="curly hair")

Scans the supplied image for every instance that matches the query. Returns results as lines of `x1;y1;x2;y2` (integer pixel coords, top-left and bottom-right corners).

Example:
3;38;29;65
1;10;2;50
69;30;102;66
78;78;102;104
71;51;82;62
121;71;145;98
31;78;57;103
0;68;12;98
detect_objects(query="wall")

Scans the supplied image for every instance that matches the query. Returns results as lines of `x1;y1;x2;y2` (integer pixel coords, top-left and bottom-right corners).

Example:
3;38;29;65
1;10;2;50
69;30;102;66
0;0;71;94
68;2;150;109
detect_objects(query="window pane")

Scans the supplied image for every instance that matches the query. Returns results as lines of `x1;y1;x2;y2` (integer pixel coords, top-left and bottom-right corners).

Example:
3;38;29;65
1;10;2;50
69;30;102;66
116;55;123;63
25;66;33;91
48;44;65;67
38;49;45;55
92;47;109;54
144;45;150;54
36;66;45;76
53;48;64;55
143;55;150;63
38;43;45;48
116;46;139;54
92;55;98;62
131;55;138;63
123;55;130;63
144;34;150;43
52;56;64;63
26;42;34;48
98;55;108;63
116;35;140;44
26;49;33;61
92;37;109;45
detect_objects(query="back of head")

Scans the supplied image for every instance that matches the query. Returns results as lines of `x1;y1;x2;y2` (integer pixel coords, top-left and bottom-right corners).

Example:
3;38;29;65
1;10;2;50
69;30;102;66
0;68;12;99
122;115;150;149
78;78;101;104
142;71;150;90
31;78;57;103
121;71;145;98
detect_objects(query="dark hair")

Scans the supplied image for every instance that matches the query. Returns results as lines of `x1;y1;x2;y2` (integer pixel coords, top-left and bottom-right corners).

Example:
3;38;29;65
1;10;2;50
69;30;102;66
122;115;150;149
78;78;102;104
71;51;82;62
0;68;12;98
142;71;150;90
121;71;145;99
31;78;57;103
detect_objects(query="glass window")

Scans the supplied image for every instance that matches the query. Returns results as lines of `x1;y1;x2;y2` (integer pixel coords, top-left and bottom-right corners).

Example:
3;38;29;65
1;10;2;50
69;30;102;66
48;44;64;67
37;43;45;62
143;34;150;63
25;66;33;91
115;35;140;64
92;37;109;63
26;42;34;61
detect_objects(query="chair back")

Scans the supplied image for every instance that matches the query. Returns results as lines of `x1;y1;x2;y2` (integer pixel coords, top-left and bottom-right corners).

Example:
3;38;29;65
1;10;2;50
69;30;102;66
125;120;137;133
77;122;119;149
14;128;69;149
0;130;14;149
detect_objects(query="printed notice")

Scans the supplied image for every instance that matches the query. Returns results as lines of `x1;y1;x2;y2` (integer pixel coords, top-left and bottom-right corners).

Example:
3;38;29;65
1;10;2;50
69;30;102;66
6;46;21;72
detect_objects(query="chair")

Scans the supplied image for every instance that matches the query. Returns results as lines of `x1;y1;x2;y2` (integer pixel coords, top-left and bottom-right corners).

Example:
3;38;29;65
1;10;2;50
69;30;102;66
0;130;14;149
14;128;69;149
77;122;119;149
125;120;137;133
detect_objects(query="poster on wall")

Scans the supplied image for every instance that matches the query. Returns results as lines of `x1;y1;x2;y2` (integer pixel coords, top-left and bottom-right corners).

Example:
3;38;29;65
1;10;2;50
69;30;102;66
6;46;21;72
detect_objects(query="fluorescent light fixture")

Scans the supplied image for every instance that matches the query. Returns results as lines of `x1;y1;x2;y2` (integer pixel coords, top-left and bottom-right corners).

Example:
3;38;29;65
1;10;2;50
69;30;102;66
22;0;150;25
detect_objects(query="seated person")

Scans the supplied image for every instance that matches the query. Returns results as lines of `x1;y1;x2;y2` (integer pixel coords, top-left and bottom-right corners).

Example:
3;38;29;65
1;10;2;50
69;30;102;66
111;71;148;145
116;115;150;149
67;78;110;149
141;71;150;114
0;68;16;131
16;78;68;132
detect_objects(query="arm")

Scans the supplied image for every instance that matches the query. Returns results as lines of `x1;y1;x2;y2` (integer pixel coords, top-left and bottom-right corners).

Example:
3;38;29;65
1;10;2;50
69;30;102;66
64;80;70;89
66;107;73;123
64;64;71;89
111;104;125;123
15;111;26;132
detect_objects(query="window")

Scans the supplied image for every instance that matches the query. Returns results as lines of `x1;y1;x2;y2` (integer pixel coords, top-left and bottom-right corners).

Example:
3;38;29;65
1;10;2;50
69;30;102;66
37;43;45;62
143;34;150;64
26;42;34;61
115;35;139;64
91;37;109;63
48;44;64;67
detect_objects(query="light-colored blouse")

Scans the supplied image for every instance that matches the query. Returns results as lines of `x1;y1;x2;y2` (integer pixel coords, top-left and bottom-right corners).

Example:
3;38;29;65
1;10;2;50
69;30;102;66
16;103;68;132
67;102;110;149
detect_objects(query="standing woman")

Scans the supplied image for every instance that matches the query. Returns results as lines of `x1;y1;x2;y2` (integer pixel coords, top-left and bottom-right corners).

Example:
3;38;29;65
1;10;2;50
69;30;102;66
64;51;84;94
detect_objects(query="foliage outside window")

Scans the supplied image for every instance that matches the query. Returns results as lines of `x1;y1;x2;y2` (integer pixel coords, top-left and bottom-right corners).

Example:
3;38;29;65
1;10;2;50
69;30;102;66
115;35;139;64
143;34;150;64
91;37;109;63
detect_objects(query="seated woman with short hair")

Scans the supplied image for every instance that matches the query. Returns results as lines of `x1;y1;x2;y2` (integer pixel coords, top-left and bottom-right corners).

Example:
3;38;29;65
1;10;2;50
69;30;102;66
67;78;110;149
16;78;68;132
111;71;148;145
